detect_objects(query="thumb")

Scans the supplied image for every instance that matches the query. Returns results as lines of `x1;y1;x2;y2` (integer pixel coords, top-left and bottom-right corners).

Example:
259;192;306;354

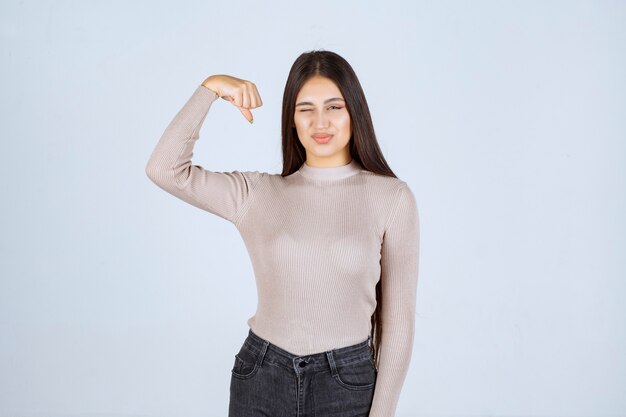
238;107;254;124
224;96;254;124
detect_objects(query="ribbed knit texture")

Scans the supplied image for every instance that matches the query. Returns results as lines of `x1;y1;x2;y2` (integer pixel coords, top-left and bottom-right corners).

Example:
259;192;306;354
145;84;420;417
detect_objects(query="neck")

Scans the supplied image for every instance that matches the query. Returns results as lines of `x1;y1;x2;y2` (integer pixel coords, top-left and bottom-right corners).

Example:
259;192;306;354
297;158;362;180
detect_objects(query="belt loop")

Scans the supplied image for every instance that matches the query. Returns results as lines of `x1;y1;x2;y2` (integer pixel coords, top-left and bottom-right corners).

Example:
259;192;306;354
367;335;374;357
325;350;338;377
257;340;270;367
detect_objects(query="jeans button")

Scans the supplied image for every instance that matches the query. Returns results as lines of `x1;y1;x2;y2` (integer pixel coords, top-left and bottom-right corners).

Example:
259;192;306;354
298;360;307;368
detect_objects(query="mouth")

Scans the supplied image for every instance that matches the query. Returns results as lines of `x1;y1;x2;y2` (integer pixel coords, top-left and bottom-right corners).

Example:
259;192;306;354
312;134;333;143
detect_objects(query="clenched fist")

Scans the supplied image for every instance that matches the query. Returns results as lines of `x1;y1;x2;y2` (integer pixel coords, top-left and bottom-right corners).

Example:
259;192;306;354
202;74;263;123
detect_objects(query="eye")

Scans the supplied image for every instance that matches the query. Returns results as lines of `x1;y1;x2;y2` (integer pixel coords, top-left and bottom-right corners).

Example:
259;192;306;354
297;106;343;113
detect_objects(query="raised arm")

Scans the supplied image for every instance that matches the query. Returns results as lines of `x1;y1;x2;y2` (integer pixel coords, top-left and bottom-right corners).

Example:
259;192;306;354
145;76;265;225
369;182;420;417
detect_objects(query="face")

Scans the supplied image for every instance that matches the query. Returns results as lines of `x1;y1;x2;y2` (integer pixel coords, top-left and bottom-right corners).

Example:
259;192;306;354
293;75;352;166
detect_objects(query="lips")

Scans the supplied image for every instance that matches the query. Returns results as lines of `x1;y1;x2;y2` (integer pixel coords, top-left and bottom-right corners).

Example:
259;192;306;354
312;134;333;143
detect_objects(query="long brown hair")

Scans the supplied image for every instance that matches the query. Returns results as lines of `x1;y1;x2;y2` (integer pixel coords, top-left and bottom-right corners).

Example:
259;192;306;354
280;49;398;370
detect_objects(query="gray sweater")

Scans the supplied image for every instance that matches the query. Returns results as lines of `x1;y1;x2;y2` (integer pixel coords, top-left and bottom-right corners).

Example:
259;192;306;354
145;84;420;417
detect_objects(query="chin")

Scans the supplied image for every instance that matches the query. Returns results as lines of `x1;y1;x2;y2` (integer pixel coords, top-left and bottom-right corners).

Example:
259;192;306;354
308;143;338;154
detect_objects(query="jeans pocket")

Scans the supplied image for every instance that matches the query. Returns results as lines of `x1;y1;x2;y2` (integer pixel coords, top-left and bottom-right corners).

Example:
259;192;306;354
231;345;262;380
333;357;377;391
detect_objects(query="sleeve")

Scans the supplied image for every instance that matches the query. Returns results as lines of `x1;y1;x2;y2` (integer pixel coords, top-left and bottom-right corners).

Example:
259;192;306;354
369;182;420;417
145;84;265;225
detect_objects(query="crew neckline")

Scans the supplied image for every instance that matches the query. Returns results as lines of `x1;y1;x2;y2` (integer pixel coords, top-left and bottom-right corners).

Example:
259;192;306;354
297;159;362;181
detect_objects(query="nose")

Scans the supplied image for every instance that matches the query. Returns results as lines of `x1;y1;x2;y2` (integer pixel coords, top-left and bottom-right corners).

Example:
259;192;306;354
313;110;330;129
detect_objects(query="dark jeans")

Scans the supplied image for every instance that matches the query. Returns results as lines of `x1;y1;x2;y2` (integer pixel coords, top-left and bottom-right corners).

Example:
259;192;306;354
229;328;377;417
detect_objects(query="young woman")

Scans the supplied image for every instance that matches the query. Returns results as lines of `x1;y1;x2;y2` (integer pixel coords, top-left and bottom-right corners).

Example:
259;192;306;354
145;50;420;417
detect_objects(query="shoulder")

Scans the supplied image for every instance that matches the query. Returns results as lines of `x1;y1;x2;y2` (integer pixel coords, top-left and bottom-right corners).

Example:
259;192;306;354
232;170;278;184
240;169;314;187
231;170;294;194
360;171;414;200
359;171;417;229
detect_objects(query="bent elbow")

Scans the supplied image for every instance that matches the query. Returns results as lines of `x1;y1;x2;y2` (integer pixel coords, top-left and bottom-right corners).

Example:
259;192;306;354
145;160;159;183
145;158;171;187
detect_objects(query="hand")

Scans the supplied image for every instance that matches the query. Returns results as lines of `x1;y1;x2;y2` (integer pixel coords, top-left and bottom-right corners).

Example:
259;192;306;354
201;74;263;123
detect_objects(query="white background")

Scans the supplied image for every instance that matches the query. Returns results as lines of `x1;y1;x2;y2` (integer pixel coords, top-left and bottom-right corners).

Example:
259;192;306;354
1;1;624;416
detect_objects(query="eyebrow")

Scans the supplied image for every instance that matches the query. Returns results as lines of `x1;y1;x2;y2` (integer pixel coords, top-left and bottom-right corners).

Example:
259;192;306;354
295;97;345;107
